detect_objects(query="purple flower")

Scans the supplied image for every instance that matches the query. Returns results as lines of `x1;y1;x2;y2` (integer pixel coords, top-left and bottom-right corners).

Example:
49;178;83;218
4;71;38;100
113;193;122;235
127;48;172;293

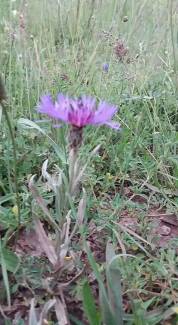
102;63;109;72
38;94;120;130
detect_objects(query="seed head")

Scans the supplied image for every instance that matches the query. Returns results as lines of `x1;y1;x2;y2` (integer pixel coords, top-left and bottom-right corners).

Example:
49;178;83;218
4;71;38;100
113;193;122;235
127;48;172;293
114;40;128;61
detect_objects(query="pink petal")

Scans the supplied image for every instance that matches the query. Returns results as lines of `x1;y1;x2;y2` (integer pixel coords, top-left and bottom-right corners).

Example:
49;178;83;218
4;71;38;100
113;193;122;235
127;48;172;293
38;95;57;118
104;121;121;130
92;101;118;124
80;95;96;111
38;94;70;123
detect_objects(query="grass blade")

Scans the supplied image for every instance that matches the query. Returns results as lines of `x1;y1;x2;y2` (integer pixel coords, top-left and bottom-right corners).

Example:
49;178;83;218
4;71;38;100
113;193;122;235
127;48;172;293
18;118;66;164
29;299;38;325
55;297;68;325
105;242;124;325
82;281;101;325
0;239;11;306
107;262;123;325
84;242;115;325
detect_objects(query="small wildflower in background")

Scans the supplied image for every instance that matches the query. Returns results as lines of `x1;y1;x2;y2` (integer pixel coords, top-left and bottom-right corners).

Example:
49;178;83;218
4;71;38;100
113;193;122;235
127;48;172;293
19;14;25;30
12;205;19;218
38;94;120;151
114;39;128;61
106;172;114;181
102;63;109;72
61;73;70;81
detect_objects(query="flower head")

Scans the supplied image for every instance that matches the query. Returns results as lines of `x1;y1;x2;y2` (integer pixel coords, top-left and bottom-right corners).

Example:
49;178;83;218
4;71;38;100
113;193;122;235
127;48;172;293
38;93;120;130
114;39;128;61
102;63;109;72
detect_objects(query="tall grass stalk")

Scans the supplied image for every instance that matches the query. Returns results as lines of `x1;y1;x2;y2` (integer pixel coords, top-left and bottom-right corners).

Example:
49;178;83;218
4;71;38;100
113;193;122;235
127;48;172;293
0;77;21;226
169;0;178;89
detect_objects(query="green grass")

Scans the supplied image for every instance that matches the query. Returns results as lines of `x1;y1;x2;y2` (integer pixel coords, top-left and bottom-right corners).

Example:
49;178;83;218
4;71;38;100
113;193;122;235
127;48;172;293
0;0;178;324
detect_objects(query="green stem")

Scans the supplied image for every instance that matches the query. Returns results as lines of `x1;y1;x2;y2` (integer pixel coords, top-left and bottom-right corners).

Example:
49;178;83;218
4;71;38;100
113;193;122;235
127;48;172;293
1;101;21;225
170;0;178;89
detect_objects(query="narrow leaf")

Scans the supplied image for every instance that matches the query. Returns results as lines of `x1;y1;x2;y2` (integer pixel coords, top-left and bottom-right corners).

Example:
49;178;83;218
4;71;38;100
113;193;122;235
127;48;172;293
29;299;38;325
77;188;86;225
106;241;115;264
18;118;66;164
84;242;115;325
34;219;57;265
55;297;68;325
0;247;20;273
29;175;61;232
105;243;124;325
82;281;100;325
107;261;123;325
0;106;2;123
39;299;56;324
0;240;11;306
99;289;115;325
